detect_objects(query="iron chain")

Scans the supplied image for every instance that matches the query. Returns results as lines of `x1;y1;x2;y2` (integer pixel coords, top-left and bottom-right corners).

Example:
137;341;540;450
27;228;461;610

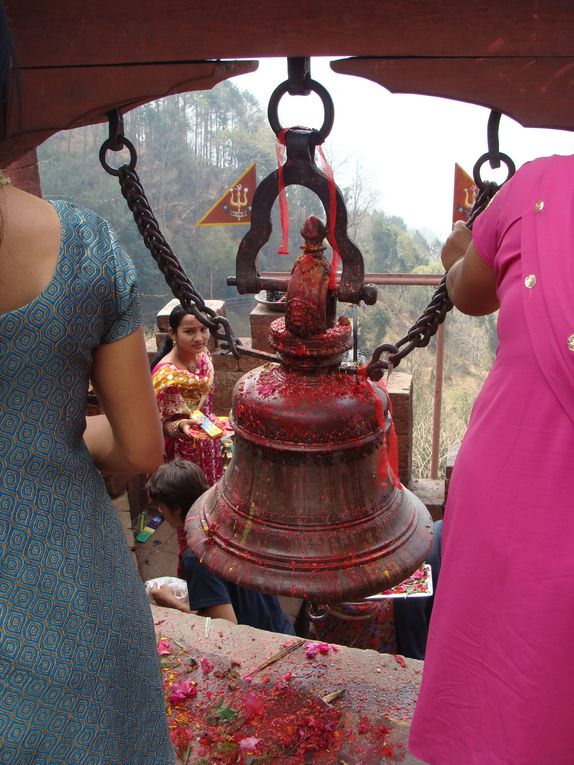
114;163;243;357
364;179;502;381
100;118;279;363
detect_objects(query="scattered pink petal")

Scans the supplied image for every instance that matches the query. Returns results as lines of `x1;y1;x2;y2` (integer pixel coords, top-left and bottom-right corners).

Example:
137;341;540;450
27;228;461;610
239;736;260;752
304;641;338;659
168;679;197;704
157;640;172;656
395;654;406;668
200;657;214;674
242;691;265;721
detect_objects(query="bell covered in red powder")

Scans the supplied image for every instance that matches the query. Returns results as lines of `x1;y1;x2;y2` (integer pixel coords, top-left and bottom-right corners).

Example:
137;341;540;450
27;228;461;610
186;217;432;602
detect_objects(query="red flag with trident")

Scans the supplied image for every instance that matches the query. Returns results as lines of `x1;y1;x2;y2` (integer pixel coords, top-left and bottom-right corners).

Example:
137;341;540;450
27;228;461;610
452;163;478;225
196;163;256;226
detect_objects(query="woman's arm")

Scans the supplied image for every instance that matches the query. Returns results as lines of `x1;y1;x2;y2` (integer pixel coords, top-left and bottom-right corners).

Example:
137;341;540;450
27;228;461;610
442;221;499;316
84;327;164;473
150;585;237;622
151;585;192;613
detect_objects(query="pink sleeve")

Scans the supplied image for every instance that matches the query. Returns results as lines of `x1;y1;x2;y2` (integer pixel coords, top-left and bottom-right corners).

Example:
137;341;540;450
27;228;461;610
471;179;515;268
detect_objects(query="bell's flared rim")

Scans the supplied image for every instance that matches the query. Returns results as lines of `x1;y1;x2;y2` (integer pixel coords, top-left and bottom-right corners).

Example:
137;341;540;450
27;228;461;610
186;484;433;603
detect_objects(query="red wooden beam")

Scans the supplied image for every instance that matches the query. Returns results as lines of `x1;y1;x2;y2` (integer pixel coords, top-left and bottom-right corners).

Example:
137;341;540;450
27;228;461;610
7;0;574;64
0;61;258;166
3;0;574;164
331;56;574;131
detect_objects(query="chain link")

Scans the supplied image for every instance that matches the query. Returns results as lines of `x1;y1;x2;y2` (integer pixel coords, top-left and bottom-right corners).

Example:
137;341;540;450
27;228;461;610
100;122;280;362
364;180;502;381
115;163;243;357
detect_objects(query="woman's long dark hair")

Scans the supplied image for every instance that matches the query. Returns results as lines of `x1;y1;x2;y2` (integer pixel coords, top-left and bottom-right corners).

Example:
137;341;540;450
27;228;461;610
150;304;189;369
0;2;20;143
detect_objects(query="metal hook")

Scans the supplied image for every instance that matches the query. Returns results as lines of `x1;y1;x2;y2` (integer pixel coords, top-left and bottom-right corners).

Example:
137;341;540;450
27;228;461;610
487;110;502;170
99;110;137;177
473;152;515;189
106;109;125;152
472;110;515;190
287;57;311;96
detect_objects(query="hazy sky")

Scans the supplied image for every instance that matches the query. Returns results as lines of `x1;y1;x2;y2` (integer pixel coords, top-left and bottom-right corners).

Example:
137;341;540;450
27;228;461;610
232;57;574;242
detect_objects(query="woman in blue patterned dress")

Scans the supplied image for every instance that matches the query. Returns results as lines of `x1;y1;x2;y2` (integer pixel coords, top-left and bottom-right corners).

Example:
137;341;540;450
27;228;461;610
0;8;176;762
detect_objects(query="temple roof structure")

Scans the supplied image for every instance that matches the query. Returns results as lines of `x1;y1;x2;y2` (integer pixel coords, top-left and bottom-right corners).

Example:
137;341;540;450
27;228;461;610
3;0;574;165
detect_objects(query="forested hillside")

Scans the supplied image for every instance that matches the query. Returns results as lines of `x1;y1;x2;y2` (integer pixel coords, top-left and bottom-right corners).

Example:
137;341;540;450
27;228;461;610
37;80;496;478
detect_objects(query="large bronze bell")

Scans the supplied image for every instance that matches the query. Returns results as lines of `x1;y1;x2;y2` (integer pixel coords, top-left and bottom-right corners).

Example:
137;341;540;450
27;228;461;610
186;216;432;602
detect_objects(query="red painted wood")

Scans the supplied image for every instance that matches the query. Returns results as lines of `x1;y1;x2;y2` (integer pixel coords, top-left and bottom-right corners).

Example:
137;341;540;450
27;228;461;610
0;61;258;166
7;0;574;64
331;56;574;131
3;0;574;163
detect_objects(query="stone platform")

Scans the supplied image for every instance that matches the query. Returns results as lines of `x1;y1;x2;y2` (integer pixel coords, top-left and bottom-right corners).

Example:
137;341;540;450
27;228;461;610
153;606;424;764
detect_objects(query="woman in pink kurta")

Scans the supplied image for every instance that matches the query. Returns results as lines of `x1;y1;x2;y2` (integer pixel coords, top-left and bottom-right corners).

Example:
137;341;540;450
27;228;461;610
410;155;574;764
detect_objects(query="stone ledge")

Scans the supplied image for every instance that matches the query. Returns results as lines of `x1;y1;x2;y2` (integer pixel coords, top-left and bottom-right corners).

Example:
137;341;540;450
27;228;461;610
152;606;424;764
408;479;444;521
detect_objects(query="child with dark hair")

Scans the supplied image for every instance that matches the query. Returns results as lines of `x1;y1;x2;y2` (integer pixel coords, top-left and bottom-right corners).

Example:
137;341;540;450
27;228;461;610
146;459;295;635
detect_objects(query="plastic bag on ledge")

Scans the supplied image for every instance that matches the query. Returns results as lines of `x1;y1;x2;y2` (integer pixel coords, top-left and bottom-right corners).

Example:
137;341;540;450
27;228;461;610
145;576;189;604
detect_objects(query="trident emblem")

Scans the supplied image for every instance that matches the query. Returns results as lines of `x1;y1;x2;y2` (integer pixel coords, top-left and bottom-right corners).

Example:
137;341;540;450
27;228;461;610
224;184;251;219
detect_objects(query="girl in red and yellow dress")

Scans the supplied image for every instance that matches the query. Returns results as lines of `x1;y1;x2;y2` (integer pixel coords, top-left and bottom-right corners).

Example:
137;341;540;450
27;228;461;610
151;304;227;487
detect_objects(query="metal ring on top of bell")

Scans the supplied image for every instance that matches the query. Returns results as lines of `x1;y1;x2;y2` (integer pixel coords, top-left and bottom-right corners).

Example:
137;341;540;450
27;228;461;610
186;212;433;602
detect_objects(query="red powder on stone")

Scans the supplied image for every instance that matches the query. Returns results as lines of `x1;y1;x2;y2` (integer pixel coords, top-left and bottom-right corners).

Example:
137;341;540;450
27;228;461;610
160;639;407;763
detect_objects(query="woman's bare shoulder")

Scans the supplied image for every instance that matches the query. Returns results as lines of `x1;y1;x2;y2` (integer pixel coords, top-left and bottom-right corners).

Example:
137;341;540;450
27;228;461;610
0;186;61;313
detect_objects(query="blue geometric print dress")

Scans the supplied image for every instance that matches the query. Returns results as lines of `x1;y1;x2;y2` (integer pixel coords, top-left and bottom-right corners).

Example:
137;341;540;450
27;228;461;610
0;201;174;764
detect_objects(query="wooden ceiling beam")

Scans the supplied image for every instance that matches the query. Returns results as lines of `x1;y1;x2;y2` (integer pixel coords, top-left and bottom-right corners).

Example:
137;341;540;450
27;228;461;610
7;0;574;64
331;56;574;131
0;60;258;166
3;0;574;164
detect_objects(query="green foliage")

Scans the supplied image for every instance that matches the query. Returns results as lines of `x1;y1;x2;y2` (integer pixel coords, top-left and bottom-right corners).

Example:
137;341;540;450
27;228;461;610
212;704;238;723
364;210;434;273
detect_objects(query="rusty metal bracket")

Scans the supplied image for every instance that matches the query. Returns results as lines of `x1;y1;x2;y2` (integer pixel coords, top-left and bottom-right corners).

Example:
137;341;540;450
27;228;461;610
232;76;376;305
